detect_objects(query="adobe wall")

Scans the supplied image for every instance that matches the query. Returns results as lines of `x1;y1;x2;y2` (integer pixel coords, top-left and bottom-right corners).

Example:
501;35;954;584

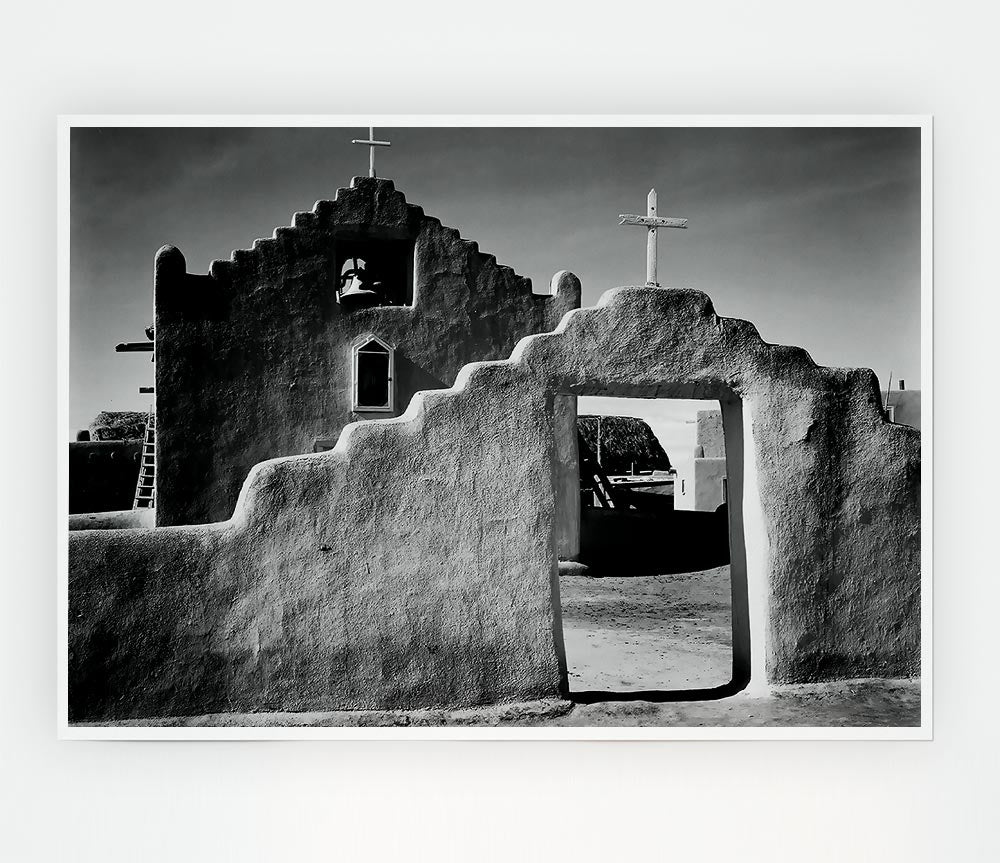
696;409;725;458
69;287;920;721
692;458;727;511
675;409;726;512
70;365;564;720
155;177;580;527
553;394;580;559
884;390;922;430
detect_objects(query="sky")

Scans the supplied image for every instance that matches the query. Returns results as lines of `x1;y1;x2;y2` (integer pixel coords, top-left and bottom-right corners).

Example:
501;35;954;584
69;124;921;459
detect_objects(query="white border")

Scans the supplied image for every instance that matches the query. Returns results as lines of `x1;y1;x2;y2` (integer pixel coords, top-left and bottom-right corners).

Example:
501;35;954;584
58;115;932;741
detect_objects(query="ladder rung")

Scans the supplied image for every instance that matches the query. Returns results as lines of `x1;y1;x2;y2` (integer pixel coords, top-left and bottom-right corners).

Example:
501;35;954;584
134;410;156;509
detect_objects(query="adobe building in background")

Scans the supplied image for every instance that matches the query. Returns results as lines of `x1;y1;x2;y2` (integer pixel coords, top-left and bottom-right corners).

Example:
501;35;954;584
675;409;728;513
152;176;581;527
883;381;922;429
677;382;921;513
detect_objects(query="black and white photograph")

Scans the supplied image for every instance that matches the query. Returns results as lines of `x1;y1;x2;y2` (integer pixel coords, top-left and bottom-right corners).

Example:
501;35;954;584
62;119;928;736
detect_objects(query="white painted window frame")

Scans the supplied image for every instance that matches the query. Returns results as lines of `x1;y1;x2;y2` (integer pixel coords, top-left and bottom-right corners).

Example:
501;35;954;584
351;333;395;413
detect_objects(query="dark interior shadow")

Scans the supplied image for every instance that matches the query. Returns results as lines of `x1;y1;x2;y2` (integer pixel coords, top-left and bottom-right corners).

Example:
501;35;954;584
577;505;730;576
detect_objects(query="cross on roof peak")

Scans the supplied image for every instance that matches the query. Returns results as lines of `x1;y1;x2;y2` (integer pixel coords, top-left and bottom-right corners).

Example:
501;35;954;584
618;188;688;287
351;126;392;179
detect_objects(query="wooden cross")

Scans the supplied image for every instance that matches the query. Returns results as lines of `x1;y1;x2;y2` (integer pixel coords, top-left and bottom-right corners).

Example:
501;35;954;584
619;189;688;287
351;126;391;178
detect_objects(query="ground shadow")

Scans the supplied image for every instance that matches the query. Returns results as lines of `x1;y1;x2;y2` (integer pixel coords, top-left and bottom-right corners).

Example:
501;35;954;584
577;505;730;577
569;677;748;704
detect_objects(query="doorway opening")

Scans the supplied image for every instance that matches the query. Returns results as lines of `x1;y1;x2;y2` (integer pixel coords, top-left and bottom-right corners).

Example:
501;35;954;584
554;391;751;702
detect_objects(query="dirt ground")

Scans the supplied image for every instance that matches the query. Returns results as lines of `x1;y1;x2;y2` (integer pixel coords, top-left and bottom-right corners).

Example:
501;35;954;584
86;679;920;729
558;565;733;693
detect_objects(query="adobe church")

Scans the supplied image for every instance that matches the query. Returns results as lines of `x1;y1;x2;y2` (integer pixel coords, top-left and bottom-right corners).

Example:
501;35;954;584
152;175;580;527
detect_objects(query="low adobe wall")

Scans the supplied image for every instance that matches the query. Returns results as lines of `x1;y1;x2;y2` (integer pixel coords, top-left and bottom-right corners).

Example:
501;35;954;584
69;287;920;721
70;368;565;721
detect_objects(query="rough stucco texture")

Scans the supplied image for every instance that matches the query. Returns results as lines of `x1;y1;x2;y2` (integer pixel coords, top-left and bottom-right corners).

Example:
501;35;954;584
69;287;920;721
155;177;579;527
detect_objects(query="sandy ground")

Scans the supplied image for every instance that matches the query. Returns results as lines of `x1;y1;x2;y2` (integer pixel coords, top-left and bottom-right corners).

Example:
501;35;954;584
559;566;733;693
81;680;919;728
69;508;154;530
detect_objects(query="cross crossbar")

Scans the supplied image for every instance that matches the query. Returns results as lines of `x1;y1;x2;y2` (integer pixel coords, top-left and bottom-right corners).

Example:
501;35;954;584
618;214;688;229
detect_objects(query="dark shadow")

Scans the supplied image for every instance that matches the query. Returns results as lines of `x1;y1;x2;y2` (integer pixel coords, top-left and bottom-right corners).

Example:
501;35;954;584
393;354;447;399
68;441;143;513
176;273;230;320
334;236;415;306
570;677;747;704
577;506;730;576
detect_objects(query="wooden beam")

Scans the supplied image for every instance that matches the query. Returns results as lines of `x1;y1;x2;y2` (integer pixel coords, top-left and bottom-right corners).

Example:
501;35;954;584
115;342;153;353
618;214;689;229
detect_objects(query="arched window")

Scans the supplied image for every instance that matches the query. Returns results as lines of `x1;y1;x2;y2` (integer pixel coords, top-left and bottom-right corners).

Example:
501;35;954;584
351;335;395;412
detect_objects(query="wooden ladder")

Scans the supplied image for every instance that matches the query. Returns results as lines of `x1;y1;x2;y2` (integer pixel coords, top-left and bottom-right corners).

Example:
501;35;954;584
133;411;155;510
578;433;621;509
